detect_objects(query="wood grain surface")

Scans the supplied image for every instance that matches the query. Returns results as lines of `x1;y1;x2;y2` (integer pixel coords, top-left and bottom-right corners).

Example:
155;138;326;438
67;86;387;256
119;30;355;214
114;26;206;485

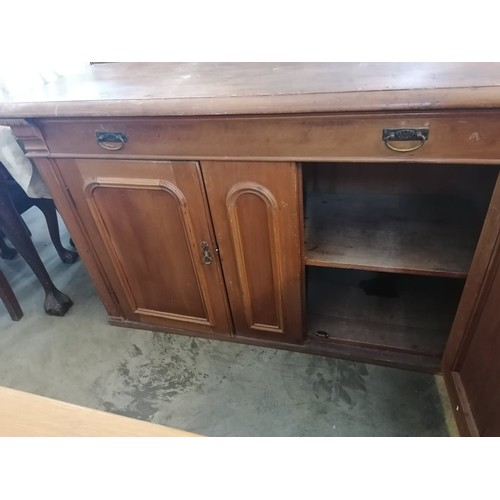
3;62;500;435
0;386;199;437
1;63;500;117
304;192;482;278
34;112;500;164
55;159;233;335
443;172;500;435
201;161;303;343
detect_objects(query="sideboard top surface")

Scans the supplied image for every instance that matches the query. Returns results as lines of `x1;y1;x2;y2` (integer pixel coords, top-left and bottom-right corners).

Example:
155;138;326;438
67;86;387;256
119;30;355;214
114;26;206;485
1;62;500;118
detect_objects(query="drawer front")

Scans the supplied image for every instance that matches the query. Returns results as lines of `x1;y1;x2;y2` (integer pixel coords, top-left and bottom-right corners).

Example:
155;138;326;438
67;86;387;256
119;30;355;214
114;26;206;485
39;113;500;162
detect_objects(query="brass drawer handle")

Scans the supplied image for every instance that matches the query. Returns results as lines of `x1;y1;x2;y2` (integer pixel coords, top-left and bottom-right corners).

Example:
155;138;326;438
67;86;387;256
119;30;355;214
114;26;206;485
201;241;213;265
382;128;429;153
96;131;127;151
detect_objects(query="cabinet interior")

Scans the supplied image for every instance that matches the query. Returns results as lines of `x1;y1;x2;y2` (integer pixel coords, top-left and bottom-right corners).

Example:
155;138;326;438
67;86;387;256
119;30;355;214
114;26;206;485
302;162;499;361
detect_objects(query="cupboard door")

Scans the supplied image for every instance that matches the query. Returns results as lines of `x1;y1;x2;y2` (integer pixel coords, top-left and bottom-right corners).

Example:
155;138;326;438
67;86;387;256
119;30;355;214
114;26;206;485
201;161;303;342
56;159;232;335
443;173;500;436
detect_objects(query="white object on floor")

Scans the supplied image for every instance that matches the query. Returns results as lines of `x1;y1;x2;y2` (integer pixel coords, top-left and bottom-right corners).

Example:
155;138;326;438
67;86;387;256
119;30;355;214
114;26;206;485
0;125;50;198
0;62;90;199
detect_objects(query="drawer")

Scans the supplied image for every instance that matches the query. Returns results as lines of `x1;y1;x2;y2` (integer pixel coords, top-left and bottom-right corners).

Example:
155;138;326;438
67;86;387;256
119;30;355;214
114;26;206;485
39;113;500;162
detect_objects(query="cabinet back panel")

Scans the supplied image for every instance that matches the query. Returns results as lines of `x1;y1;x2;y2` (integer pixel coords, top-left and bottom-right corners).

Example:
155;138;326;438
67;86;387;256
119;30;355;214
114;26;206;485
302;162;498;212
307;267;464;357
302;162;499;277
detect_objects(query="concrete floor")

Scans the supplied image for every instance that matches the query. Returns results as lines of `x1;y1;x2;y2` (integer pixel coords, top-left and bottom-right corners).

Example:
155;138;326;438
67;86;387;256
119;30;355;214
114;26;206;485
0;207;457;436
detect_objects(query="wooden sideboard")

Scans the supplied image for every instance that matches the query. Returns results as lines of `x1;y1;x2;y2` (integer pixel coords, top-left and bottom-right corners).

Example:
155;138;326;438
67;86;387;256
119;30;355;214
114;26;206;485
1;63;500;436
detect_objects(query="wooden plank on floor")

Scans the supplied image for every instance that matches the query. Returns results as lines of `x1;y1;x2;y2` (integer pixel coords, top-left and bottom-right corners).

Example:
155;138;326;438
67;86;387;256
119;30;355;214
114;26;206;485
0;386;200;437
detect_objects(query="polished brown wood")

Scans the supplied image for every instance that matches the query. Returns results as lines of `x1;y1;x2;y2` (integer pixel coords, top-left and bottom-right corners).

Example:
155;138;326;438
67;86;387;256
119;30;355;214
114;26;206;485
0;386;199;437
1;63;500;118
202;161;303;343
37;112;500;163
456;264;500;436
442;172;500;436
2;63;500;435
55;159;232;335
0;119;48;156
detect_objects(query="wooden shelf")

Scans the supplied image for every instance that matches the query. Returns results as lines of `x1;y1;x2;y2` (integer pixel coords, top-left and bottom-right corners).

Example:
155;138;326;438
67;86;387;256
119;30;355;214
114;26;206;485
304;192;483;278
307;267;464;358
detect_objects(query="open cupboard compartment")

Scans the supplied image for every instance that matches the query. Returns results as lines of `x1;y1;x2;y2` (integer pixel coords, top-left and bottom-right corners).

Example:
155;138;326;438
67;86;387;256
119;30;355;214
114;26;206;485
301;162;499;367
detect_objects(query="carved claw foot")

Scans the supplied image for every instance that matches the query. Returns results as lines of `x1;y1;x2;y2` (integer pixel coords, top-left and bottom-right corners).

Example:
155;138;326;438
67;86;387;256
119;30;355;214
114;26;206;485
58;248;79;264
0;244;18;260
44;288;74;316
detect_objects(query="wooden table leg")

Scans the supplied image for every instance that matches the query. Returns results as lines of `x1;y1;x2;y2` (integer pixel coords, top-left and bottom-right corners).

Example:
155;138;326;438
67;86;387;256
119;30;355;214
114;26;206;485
0;269;23;321
0;232;18;259
0;179;73;316
32;198;79;264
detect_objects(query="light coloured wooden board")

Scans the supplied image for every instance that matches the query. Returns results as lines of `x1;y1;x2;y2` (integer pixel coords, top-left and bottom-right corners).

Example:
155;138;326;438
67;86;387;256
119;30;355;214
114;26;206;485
1;63;500;117
307;267;464;357
304;192;484;278
0;386;200;437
